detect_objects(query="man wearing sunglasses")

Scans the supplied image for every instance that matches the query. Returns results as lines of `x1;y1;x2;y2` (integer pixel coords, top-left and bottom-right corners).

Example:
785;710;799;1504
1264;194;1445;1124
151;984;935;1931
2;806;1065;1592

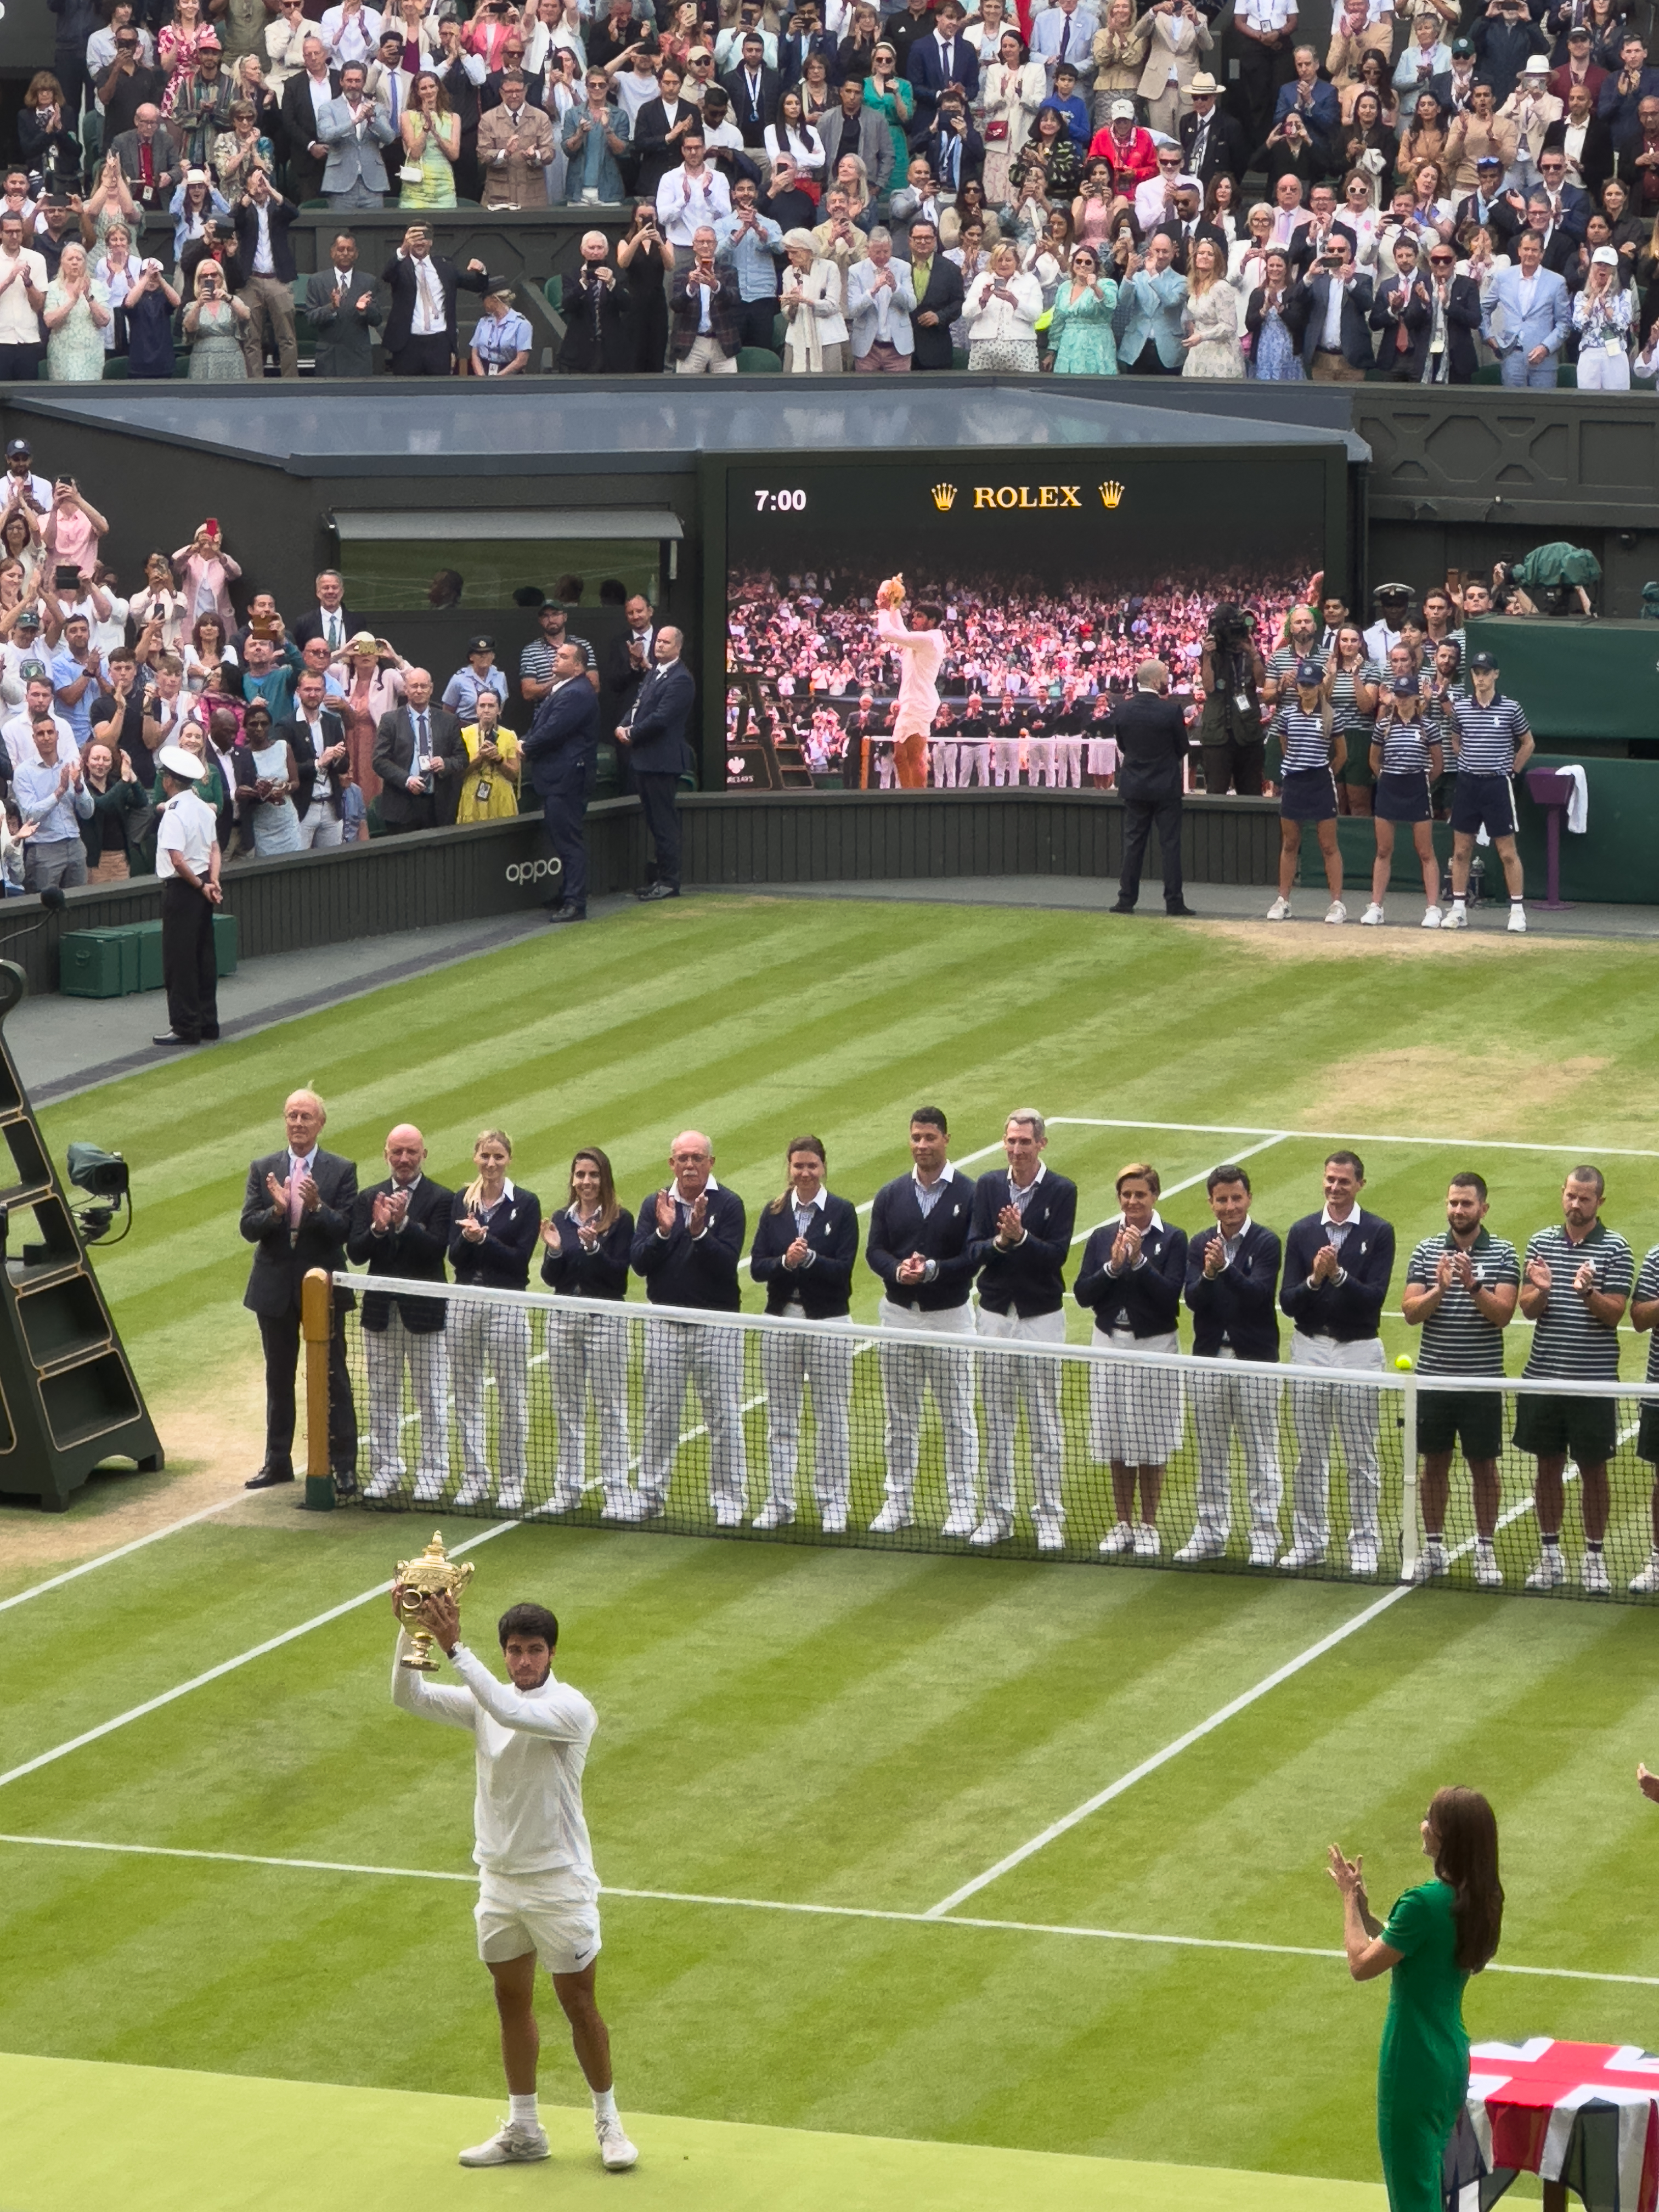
1370;235;1482;384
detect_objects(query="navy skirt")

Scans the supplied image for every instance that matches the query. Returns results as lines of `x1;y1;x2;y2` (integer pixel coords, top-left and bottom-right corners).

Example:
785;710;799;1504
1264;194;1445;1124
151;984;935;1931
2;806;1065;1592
1279;767;1339;822
1374;772;1432;824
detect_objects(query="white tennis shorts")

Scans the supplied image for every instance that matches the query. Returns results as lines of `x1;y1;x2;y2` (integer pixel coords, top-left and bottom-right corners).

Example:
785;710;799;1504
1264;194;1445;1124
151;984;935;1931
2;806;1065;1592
476;1866;602;1976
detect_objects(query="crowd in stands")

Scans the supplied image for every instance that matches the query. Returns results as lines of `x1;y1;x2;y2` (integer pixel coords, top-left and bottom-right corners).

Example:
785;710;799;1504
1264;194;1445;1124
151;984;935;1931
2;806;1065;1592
7;0;1659;375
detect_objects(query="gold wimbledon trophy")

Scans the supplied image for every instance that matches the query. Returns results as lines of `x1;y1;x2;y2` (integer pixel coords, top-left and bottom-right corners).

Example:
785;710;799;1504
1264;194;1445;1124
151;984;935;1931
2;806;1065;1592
395;1531;476;1672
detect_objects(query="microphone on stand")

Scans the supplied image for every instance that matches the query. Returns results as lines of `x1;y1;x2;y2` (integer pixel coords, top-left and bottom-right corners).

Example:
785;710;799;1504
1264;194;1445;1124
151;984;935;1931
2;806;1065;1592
0;884;68;956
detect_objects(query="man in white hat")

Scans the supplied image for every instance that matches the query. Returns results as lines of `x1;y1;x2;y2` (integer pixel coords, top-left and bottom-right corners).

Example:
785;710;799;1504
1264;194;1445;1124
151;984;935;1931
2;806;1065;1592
1180;72;1248;184
153;743;223;1049
1500;55;1562;192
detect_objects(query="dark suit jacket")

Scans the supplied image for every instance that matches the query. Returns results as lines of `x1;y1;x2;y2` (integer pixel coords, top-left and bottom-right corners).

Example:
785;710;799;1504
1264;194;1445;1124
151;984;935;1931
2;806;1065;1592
605;626;658;705
623;656;695;776
292;600;362;648
967;1168;1079;1318
1280;1209;1395;1342
750;1191;860;1318
346;1175;454;1333
720;61;781;145
231;193;300;284
907;30;979;121
670;261;743;357
540;1209;635;1300
371;702;466;827
1184;1220;1282;1361
1300;269;1375;371
379;249;489;354
277;707;346;819
1369;270;1482;381
1452;189;1523;251
1286;218;1359;281
1542;111;1613;193
1149;216;1229;278
631;94;698;198
1180;104;1250;182
908;252;964;368
1108;689;1190;796
865;1164;977;1313
557;264;636;373
522;674;600;797
1074;1218;1189;1337
279;67;340;171
630;1182;746;1310
107;121;178;197
241;1147;357;1318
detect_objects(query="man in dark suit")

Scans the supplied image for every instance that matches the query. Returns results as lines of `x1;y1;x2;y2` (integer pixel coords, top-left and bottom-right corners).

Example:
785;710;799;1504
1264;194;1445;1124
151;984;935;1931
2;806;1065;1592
278;37;340;207
628;1130;748;1523
522;639;599;926
240;1088;358;1496
1108;658;1194;917
604;592;657;713
967;1110;1079;1550
1370;237;1483;383
632;66;699;200
1180;75;1249;184
617;624;695;898
1150;189;1229;276
777;6;838;95
907;0;979;127
306;232;385;377
232;173;301;378
380;222;489;376
347;1122;455;1505
371;667;466;831
107;104;179;210
1280;1150;1396;1576
1182;1162;1283;1566
1544;86;1615;197
1299;235;1374;379
865;1105;979;1537
721;32;781;146
904;218;964;368
292;569;357;651
280;669;350;848
1451;159;1523;252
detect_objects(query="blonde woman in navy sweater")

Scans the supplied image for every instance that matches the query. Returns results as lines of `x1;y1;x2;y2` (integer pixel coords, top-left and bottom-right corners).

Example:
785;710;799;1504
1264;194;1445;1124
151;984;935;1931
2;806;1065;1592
540;1148;636;1519
447;1131;541;1514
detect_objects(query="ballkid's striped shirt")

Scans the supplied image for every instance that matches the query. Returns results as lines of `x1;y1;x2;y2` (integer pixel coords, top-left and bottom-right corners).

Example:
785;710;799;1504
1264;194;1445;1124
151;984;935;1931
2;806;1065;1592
1273;704;1333;774
1448;693;1530;775
1637;1246;1659;1381
1521;1221;1633;1382
1405;1228;1520;1375
1376;715;1437;778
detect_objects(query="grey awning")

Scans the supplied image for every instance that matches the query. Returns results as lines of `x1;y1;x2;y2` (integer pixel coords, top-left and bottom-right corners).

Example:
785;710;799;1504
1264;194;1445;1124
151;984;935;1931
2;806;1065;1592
329;507;683;541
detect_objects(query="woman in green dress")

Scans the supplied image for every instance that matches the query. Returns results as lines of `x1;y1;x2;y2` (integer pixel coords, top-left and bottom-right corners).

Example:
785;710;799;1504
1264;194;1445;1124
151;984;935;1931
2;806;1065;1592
1330;1786;1504;2212
400;70;460;211
862;42;913;184
1048;244;1117;374
183;260;249;380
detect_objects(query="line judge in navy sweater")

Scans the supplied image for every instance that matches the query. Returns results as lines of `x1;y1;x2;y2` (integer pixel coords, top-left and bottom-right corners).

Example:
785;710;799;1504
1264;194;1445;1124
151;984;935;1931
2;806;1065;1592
1182;1161;1284;1565
346;1122;454;1506
1279;1149;1395;1577
749;1135;860;1534
541;1146;636;1522
967;1110;1077;1551
865;1105;980;1537
446;1130;541;1515
630;1129;748;1523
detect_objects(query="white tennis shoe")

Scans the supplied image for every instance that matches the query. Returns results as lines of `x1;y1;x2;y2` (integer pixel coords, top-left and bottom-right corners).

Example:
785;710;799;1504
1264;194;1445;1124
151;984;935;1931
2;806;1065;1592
1525;1547;1565;1590
1359;902;1385;926
1266;896;1291;921
453;1473;490;1509
1444;906;1468;930
1474;1541;1503;1589
1581;1549;1610;1595
1421;905;1443;928
1629;1551;1659;1594
1132;1522;1161;1559
596;2116;639;2171
751;1498;795;1530
940;1506;977;1538
869;1500;913;1533
1099;1520;1135;1556
969;1515;1011;1547
1324;900;1348;925
459;2122;550;2168
1507;904;1528;933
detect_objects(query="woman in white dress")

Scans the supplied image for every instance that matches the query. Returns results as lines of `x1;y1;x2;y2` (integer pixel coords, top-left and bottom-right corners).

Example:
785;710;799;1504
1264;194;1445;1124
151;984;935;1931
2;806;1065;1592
1182;234;1244;377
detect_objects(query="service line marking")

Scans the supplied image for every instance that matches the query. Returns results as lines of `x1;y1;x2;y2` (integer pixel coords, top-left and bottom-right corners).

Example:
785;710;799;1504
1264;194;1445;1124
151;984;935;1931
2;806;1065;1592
0;1832;1646;1990
1068;1133;1289;1248
1046;1118;1659;1163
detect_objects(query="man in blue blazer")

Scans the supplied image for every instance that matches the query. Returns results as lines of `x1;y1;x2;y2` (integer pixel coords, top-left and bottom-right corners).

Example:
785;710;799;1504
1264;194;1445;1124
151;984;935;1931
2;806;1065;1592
1480;227;1571;386
1300;236;1374;377
1182;1163;1283;1566
968;1111;1078;1551
1116;231;1188;373
1279;1150;1395;1577
865;1105;980;1537
522;638;599;926
750;1137;861;1533
907;0;980;127
630;1130;748;1524
347;1123;454;1507
617;625;695;901
1272;44;1341;136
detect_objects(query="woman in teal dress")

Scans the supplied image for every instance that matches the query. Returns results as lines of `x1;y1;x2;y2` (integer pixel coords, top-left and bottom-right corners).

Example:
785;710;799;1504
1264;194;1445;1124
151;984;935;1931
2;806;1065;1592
1330;1786;1504;2212
399;70;460;210
862;42;914;184
1049;245;1116;374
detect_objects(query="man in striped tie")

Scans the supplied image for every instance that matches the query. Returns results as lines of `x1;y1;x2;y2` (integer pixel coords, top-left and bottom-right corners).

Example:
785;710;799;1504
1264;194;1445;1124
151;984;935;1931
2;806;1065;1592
371;666;465;831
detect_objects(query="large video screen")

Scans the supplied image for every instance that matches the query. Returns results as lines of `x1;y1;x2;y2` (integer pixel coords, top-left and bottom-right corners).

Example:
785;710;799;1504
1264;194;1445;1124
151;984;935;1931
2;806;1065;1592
723;455;1328;791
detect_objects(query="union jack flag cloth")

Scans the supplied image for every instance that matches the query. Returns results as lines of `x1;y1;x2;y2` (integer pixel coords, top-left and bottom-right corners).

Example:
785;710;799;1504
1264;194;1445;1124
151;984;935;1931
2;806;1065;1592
1453;2039;1659;2212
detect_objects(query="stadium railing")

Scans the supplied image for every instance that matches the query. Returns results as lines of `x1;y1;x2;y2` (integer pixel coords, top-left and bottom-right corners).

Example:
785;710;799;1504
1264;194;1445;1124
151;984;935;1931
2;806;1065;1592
320;1273;1659;1602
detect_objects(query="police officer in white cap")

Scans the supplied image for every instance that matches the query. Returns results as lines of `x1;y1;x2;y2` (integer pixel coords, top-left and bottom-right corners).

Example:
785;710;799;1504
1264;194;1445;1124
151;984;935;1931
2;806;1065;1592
154;743;223;1049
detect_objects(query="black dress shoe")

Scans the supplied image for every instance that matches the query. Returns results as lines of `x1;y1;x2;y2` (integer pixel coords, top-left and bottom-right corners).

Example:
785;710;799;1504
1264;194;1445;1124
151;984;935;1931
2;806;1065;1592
1165;901;1197;917
245;1465;295;1490
332;1470;359;1501
544;902;586;924
636;881;680;901
153;1031;198;1047
1108;900;1137;915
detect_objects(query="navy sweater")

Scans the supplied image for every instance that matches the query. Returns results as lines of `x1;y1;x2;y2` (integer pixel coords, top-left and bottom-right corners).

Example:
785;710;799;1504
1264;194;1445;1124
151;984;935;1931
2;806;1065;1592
967;1168;1079;1318
629;1182;746;1312
1279;1209;1395;1342
447;1186;541;1292
750;1190;860;1318
1184;1221;1283;1361
1074;1218;1188;1336
540;1209;635;1302
865;1165;978;1313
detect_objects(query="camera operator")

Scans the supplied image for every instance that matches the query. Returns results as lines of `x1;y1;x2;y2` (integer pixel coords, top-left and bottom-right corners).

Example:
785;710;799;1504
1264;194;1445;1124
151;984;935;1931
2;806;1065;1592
1197;602;1267;796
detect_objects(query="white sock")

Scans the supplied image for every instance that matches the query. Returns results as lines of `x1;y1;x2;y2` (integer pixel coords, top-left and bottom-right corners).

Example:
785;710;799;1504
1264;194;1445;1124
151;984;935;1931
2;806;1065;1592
509;2093;539;2130
593;2086;618;2124
1451;896;1466;912
1511;895;1525;909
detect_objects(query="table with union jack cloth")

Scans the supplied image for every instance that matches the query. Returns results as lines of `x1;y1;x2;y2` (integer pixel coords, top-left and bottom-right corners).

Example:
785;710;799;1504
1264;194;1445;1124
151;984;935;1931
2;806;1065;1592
1448;2039;1659;2212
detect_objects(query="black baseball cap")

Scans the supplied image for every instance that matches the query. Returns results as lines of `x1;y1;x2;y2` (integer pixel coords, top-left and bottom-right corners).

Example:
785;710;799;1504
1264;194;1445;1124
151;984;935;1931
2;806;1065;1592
1296;658;1324;685
1469;651;1497;672
1391;674;1418;697
5;438;30;459
467;633;495;652
1451;36;1473;55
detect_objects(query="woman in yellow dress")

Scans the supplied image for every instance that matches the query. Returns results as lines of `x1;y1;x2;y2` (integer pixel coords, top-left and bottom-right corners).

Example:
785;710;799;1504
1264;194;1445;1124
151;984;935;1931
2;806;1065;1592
455;690;522;822
400;70;460;210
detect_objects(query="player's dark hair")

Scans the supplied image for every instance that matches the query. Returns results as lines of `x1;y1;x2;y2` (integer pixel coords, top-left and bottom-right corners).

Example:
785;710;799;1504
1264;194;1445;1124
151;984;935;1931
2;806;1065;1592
1206;1164;1250;1195
1568;1164;1605;1198
911;1105;949;1135
1429;1785;1503;1972
915;601;944;625
1325;1149;1365;1181
769;1134;826;1215
499;1602;558;1650
1449;1172;1487;1201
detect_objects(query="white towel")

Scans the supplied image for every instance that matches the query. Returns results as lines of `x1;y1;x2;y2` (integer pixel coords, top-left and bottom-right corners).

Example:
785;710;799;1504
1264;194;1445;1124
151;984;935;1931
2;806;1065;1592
1560;763;1589;833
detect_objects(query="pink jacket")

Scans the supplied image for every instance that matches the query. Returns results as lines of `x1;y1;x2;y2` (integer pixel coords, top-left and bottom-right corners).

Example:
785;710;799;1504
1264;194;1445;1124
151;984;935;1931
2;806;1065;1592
172;542;243;629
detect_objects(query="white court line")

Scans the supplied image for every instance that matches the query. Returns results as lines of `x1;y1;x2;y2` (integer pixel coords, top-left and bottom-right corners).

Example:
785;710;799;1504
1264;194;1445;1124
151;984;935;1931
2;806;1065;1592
1068;1134;1289;1249
0;1520;520;1797
0;1832;1649;1989
0;1496;248;1620
1047;1117;1659;1163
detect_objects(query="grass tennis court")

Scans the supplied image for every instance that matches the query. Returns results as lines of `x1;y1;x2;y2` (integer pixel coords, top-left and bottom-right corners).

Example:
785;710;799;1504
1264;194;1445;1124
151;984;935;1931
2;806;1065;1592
6;895;1659;2204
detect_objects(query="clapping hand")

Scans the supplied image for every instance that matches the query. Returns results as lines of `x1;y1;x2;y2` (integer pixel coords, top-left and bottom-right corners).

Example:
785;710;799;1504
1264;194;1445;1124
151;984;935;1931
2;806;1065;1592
1526;1255;1553;1292
266;1170;292;1212
995;1200;1024;1248
296;1171;321;1214
1310;1243;1340;1284
1111;1222;1141;1272
459;1206;487;1243
1327;1842;1366;1904
687;1190;708;1238
655;1186;679;1234
783;1235;810;1268
895;1251;927;1285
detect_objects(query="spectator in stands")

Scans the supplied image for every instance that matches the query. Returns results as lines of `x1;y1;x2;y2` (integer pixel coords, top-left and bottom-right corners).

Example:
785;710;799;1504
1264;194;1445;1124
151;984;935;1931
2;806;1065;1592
14;716;91;890
399;67;462;207
469;274;533;372
319;59;397;209
1117;228;1187;373
43;244;111;381
845;224;915;368
715;173;785;348
98;29;167;148
171;168;230;263
963;235;1041;367
559;229;635;372
1481;223;1570;381
79;738;149;882
478;71;555;207
0;217;48;383
443;635;509;721
671;223;741;369
279;36;339;205
372;667;464;832
563;65;630;201
521;598;596;710
777;226;846;371
379;223;488;375
21;74;81;199
306;232;383;376
107;101;179;213
453;688;521;826
266;0;312;92
282;669;349;849
232;170;300;378
1596;30;1659;135
183;256;249;377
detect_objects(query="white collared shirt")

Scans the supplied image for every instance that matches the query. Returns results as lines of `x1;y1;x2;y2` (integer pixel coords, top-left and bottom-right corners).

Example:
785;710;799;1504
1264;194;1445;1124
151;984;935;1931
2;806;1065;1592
252;201;275;275
1216;1216;1253;1267
912;1162;954;1217
1106;1207;1165;1273
408;250;444;335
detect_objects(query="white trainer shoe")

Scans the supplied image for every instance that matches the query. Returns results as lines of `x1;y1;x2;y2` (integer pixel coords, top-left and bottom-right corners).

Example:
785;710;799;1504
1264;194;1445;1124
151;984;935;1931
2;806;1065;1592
459;2122;550;2168
1408;1539;1447;1583
1132;1522;1161;1559
1279;1541;1324;1570
940;1506;978;1539
869;1500;913;1534
1421;905;1443;929
1629;1551;1659;1595
713;1504;744;1529
411;1474;446;1505
1525;1546;1565;1590
1474;1541;1503;1589
363;1471;404;1502
1444;906;1468;930
751;1498;794;1530
1034;1516;1065;1553
1348;1540;1379;1578
1175;1533;1224;1564
1507;904;1528;934
969;1515;1011;1547
1266;896;1291;921
1247;1533;1278;1567
820;1510;847;1535
495;1480;524;1515
454;1473;490;1509
1099;1520;1135;1556
1324;900;1348;924
601;1493;642;1522
1359;902;1385;927
1582;1548;1611;1595
549;1479;583;1512
596;2116;639;2171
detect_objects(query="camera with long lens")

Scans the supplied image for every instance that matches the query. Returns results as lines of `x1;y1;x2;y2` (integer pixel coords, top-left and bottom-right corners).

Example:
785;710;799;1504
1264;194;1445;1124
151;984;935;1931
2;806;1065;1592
1208;601;1254;651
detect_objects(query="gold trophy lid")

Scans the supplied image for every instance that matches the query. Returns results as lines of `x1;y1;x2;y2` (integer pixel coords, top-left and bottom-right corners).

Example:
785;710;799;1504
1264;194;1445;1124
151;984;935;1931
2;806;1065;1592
396;1531;476;1593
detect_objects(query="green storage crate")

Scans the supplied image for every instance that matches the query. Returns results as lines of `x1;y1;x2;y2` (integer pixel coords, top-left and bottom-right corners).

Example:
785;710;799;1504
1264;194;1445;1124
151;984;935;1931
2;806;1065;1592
59;928;142;999
212;909;238;977
131;920;165;992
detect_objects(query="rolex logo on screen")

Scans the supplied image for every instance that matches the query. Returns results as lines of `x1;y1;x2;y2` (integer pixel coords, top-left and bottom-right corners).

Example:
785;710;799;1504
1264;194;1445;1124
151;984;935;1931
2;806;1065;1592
1099;481;1125;511
931;483;958;512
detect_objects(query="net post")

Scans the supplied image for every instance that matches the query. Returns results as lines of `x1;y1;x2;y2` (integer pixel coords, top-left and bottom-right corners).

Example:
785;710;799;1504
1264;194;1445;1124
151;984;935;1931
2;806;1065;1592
299;1267;335;1513
1399;1369;1419;1581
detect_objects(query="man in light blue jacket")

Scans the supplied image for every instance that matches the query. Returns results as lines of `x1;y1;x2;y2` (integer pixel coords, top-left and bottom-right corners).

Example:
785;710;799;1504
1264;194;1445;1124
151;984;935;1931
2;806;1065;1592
1481;228;1571;387
1115;231;1187;373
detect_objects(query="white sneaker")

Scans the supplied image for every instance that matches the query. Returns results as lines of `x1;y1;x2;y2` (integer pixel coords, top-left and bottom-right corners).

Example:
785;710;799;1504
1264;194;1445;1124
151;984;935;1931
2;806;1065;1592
1525;1546;1565;1590
1279;1541;1324;1570
1175;1533;1225;1564
1266;896;1291;921
1582;1548;1610;1595
870;1500;913;1534
820;1509;847;1535
1507;904;1528;934
1474;1541;1503;1589
1409;1539;1447;1584
364;1471;404;1502
1099;1520;1135;1556
635;1493;665;1521
752;1498;795;1530
596;2116;638;2171
713;1504;744;1528
454;1472;490;1509
1629;1551;1659;1595
940;1506;978;1539
1421;905;1443;929
1034;1517;1065;1553
1444;905;1468;930
1132;1522;1161;1559
459;2122;550;2168
1348;1540;1379;1578
1359;902;1384;927
602;1493;642;1522
495;1480;524;1515
1247;1533;1278;1567
411;1474;446;1506
549;1478;583;1512
1324;900;1348;925
969;1515;1011;1547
